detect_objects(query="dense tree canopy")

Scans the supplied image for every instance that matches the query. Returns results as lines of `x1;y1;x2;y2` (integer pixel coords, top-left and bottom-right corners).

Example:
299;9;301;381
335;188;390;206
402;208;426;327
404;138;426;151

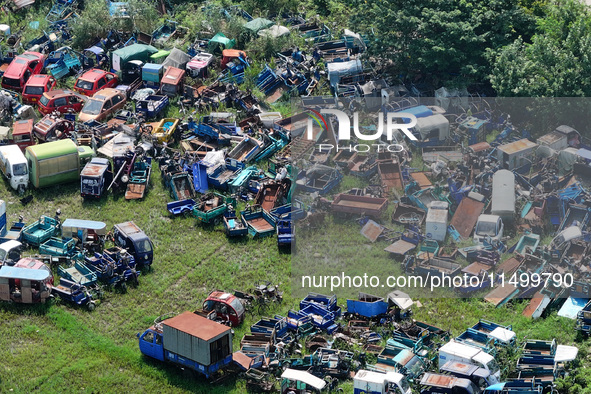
350;0;534;87
489;0;591;96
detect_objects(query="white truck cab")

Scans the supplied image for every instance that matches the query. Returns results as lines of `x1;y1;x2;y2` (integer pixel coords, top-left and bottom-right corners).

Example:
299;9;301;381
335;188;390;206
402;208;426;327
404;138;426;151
473;214;504;245
0;240;22;265
0;144;28;192
439;340;501;385
353;369;412;394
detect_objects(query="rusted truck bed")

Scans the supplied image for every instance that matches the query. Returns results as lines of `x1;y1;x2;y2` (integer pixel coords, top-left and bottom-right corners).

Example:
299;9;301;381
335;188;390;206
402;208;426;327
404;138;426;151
331;194;388;218
450;196;485;238
378;161;403;191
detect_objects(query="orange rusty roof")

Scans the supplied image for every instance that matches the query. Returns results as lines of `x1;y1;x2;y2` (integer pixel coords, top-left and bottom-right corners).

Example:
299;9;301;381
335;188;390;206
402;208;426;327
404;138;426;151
162;311;230;341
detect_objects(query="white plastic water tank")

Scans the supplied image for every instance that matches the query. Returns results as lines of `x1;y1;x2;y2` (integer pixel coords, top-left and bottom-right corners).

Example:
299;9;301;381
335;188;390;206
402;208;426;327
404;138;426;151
0;25;10;36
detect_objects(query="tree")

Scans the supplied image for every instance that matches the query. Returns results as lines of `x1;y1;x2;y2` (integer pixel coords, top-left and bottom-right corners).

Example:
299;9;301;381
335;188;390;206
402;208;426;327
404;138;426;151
489;0;591;96
350;0;535;87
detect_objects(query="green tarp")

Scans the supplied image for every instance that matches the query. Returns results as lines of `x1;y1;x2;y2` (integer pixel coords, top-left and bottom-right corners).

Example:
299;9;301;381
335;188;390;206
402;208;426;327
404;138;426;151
243;18;274;34
208;33;236;52
112;44;158;71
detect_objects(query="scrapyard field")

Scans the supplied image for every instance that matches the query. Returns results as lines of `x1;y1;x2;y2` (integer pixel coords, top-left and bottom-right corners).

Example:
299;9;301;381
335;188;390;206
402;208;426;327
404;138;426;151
2;0;591;393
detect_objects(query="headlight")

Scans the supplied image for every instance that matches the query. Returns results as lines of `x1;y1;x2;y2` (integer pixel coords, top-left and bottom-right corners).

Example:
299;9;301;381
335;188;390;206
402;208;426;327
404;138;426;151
144;254;148;260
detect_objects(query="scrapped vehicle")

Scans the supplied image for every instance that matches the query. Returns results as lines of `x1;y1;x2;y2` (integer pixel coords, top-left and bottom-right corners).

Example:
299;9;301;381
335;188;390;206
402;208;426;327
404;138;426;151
186;51;214;78
38;89;87;115
14;258;54;285
353;369;412;394
0;144;28;192
473;215;504;245
138;312;235;378
0;240;22;266
11;119;35;151
74;69;118;96
33;114;75;142
420;373;479;394
1;51;46;92
80;158;113;199
112;221;154;269
160;66;185;97
78;88;127;123
195;290;246;326
22;74;56;104
0;265;52;304
25;139;95;188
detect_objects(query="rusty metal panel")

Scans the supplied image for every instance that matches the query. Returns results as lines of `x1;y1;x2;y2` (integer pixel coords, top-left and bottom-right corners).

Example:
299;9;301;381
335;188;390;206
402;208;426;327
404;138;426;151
450;197;485;238
496;257;522;276
378;161;403;191
462;262;492;276
384;240;416;255
360;220;384;243
485;284;518;307
410;172;432;189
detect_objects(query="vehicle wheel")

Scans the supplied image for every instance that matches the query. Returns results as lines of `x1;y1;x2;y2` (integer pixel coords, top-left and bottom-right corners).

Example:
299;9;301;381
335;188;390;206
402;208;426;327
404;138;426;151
87;301;96;311
120;282;128;293
213;217;222;226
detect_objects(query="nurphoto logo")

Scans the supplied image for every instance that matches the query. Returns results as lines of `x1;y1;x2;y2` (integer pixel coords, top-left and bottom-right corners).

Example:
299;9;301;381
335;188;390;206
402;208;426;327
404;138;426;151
306;108;418;153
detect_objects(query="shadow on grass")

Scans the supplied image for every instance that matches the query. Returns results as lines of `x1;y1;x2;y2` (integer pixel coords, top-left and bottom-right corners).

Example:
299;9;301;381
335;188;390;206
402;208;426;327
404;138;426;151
140;354;239;393
0;300;52;315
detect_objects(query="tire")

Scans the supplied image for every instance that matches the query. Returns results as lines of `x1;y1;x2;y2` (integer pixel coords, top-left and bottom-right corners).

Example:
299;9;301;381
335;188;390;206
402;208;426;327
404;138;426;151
120;282;128;293
87;301;96;311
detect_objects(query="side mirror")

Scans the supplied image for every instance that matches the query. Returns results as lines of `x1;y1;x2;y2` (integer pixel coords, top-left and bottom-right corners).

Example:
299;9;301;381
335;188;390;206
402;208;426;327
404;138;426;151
136;332;140;338
6;173;11;178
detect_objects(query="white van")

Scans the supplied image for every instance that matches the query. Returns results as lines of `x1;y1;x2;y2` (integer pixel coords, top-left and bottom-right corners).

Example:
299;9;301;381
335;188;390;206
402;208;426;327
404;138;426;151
473;214;504;245
439;340;501;384
0;144;28;192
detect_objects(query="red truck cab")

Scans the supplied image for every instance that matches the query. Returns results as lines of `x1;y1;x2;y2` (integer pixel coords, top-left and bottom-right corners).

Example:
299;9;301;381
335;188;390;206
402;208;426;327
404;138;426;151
11;119;35;151
1;51;46;92
22;74;56;104
74;69;118;96
38;89;87;115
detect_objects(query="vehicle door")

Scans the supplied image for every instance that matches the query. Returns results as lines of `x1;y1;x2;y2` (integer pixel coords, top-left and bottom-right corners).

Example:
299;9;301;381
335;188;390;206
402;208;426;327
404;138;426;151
53;96;68;113
46;77;56;92
139;331;157;358
105;73;117;88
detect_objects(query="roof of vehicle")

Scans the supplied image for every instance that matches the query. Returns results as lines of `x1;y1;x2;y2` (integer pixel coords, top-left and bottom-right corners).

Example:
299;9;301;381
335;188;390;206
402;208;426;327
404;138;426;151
24;74;52;86
92;88;123;100
0;240;22;252
354;369;404;384
3;52;44;78
79;69;111;82
207;291;239;305
25;139;78;160
162;311;230;341
114;221;143;236
281;369;327;390
42;89;82;100
0;265;51;281
0;144;26;159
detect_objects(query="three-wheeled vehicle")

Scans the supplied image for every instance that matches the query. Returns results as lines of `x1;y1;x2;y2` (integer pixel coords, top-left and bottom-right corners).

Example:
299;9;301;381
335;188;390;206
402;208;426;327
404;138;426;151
81;158;113;199
160;66;185;97
61;219;107;253
33;114;75;142
0;265;52;304
112;221;154;269
195;290;246;327
11;119;35;151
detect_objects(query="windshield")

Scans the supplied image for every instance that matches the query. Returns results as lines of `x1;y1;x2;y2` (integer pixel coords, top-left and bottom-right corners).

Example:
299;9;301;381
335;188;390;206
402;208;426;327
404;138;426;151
3;77;20;87
82;99;103;115
486;359;500;374
398;378;410;393
12;163;27;176
0;250;5;261
39;95;50;106
24;86;44;95
76;79;94;90
476;220;497;236
230;297;245;315
404;356;424;377
135;239;153;253
467;381;479;394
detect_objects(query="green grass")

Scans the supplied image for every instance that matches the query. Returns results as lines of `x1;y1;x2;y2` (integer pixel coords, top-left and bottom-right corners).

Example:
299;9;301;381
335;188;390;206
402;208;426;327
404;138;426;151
0;167;291;393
